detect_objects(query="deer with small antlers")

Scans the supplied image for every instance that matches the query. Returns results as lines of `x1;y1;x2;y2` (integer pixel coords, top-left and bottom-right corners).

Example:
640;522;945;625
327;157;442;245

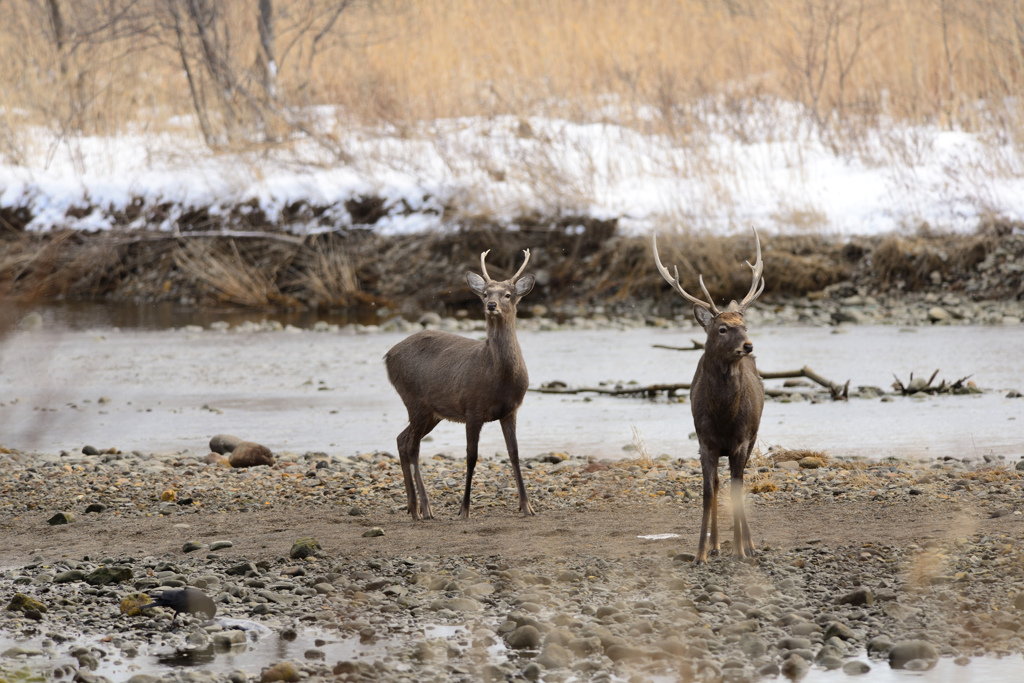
653;228;766;563
384;249;536;520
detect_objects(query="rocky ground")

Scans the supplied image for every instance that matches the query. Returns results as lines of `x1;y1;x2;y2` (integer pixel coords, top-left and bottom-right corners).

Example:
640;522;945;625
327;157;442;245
1;446;1023;683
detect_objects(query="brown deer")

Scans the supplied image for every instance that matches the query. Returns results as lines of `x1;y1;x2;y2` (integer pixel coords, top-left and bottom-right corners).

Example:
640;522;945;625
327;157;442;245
653;229;765;563
384;249;536;520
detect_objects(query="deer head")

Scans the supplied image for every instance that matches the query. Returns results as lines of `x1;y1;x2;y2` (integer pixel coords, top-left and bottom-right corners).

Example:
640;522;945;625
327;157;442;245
467;249;536;320
653;228;764;362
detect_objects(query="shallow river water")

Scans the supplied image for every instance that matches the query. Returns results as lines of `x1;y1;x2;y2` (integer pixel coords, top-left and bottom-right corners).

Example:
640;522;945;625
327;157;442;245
1;322;1022;462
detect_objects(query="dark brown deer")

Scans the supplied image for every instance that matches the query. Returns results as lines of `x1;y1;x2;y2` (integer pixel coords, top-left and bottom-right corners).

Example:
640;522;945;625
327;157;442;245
653;229;765;563
384;249;536;520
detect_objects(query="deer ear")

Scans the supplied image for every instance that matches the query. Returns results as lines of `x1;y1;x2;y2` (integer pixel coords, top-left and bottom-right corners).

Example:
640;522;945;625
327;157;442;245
467;272;487;296
514;275;535;298
693;305;714;330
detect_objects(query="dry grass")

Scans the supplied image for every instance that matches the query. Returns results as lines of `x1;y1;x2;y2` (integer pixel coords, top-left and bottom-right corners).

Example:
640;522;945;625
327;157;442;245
283;238;360;307
173;239;300;308
630;425;654;469
768;448;831;466
0;227;1019;311
0;1;1021;156
745;445;779;494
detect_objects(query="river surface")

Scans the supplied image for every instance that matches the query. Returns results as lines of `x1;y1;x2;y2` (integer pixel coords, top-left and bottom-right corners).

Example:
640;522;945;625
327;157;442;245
1;322;1021;462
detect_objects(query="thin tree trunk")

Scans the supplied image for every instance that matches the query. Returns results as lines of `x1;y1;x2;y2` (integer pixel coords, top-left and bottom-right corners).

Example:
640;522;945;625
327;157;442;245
169;0;217;146
45;0;68;76
258;0;277;99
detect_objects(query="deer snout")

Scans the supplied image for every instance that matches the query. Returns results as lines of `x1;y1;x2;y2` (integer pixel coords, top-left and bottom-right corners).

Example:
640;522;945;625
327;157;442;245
742;341;754;355
486;301;497;313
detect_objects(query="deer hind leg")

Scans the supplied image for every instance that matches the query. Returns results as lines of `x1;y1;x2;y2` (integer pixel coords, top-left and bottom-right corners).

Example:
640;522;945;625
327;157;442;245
459;421;483;520
396;425;419;519
401;412;440;520
730;446;755;558
500;412;534;516
696;450;719;564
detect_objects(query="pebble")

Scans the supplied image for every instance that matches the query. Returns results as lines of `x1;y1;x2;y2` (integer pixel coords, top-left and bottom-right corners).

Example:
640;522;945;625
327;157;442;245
888;640;939;669
842;660;871;675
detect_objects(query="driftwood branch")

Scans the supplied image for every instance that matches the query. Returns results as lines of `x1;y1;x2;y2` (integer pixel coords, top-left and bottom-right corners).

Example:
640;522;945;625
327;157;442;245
532;365;850;400
532;382;691;397
652;340;704;351
892;370;977;395
760;366;850;400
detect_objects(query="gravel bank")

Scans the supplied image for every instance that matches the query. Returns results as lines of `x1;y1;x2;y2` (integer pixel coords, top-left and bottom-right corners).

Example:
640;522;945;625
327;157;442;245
1;447;1023;682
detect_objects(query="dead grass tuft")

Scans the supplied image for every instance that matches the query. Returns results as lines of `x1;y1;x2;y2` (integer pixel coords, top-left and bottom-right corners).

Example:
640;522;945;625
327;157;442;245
746;445;778;494
630;426;653;469
173;239;301;308
283;237;360;307
768;448;831;466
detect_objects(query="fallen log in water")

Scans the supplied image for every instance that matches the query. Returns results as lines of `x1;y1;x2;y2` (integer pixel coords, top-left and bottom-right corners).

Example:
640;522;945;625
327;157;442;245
760;366;850;400
532;365;850;400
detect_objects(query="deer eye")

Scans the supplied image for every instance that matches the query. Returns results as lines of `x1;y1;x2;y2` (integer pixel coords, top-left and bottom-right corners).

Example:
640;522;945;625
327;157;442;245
719;326;728;334
505;293;512;299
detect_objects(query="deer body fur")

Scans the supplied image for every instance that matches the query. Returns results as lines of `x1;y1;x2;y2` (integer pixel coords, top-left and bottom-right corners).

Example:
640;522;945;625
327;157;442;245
384;249;535;520
653;230;766;563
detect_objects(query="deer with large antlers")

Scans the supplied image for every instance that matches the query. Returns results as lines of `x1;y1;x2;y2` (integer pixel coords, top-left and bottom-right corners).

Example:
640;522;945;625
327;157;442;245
384;249;536;520
653;228;766;563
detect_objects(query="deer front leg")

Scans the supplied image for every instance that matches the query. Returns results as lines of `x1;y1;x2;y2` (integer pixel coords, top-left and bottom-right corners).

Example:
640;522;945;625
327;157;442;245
459;422;483;519
730;474;749;559
734;445;756;557
500;412;534;516
696;450;719;563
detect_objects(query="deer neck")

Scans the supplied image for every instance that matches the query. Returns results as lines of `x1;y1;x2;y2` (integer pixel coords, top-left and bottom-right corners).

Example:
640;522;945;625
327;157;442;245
702;353;750;386
485;316;523;375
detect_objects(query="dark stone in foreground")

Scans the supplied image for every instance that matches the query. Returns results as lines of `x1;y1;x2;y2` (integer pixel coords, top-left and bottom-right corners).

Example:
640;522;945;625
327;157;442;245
506;625;542;650
836;587;873;606
47;512;75;525
290;538;322;559
843;661;871;675
6;593;47;614
888;640;938;669
85;566;133;586
210;434;243;454
229;441;275;467
780;653;809;680
54;570;87;584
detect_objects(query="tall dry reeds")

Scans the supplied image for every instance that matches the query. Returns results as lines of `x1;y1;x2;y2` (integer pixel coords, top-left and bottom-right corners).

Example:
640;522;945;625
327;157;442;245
1;0;1022;155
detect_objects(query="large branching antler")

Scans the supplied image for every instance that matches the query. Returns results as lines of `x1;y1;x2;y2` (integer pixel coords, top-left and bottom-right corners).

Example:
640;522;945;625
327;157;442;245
652;233;721;315
480;249;531;283
737;227;764;311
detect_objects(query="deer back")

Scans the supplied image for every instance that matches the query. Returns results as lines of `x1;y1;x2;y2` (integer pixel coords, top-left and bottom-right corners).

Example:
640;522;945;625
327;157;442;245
385;329;529;423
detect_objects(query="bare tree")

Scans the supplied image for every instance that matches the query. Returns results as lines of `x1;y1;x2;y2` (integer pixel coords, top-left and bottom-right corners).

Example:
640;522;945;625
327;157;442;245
258;0;277;99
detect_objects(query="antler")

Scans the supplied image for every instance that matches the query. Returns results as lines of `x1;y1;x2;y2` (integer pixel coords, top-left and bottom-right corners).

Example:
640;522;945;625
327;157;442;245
652;233;721;316
480;249;531;283
511;249;530;281
737;227;764;311
479;249;492;282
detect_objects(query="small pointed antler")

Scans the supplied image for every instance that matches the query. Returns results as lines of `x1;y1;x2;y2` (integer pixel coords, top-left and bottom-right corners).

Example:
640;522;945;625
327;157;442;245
652;233;721;315
737;227;764;311
480;249;531;283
